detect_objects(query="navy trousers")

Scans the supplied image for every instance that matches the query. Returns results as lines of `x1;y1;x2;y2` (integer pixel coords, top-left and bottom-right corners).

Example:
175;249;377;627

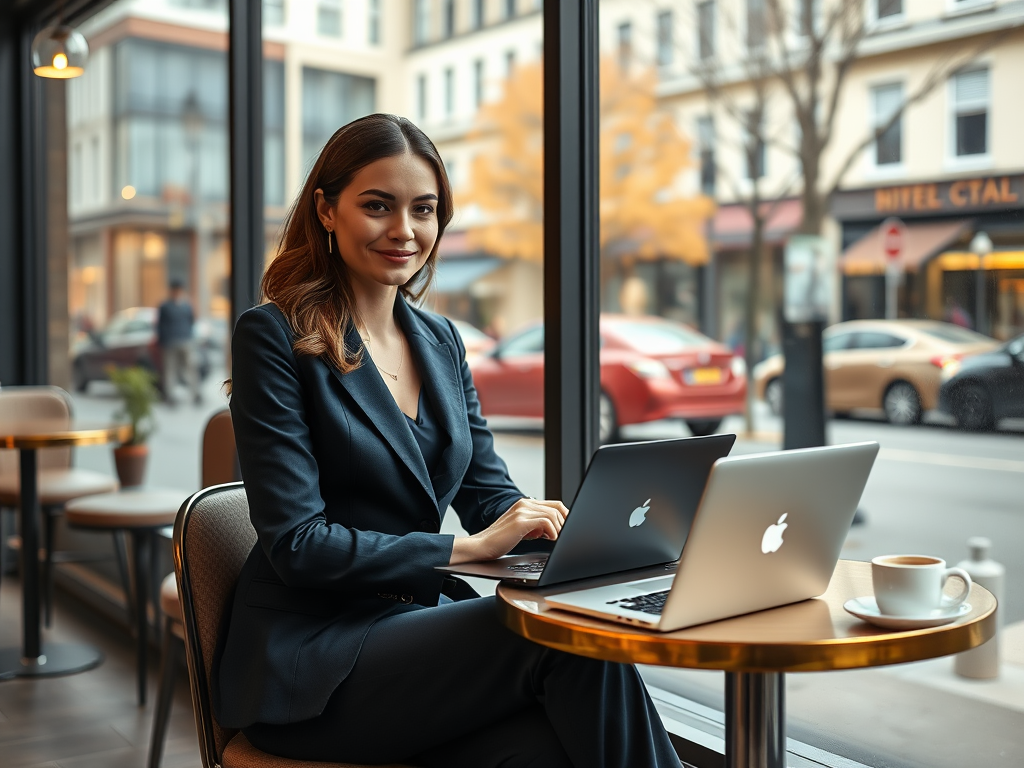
244;596;680;768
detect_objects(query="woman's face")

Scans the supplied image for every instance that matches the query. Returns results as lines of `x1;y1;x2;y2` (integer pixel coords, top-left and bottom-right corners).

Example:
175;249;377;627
316;152;440;294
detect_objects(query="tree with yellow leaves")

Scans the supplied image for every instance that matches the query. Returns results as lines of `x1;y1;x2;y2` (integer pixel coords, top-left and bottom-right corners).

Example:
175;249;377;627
464;58;713;268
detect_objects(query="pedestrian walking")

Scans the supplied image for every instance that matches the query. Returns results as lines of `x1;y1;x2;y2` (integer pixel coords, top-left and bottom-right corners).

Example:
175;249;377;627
157;279;202;406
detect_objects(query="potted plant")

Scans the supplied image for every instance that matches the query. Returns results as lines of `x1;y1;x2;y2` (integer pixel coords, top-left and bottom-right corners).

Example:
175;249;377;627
107;365;160;487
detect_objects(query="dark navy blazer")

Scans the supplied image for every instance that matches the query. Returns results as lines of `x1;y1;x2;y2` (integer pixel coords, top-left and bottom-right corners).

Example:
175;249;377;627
213;298;525;728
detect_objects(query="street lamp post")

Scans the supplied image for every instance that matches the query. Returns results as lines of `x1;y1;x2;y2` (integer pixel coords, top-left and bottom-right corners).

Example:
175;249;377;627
970;231;993;336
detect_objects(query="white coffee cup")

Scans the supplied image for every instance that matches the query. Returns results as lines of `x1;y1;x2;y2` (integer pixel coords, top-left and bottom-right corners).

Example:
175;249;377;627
871;555;972;616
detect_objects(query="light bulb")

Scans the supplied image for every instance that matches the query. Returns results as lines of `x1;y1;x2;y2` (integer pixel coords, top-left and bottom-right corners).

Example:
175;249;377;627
53;52;68;70
121;185;137;200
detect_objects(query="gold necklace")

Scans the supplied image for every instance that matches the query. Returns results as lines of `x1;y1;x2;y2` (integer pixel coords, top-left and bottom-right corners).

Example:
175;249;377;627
360;332;404;381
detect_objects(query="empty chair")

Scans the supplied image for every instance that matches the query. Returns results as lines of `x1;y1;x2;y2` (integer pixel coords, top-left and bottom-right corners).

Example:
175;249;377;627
0;386;119;625
173;483;413;768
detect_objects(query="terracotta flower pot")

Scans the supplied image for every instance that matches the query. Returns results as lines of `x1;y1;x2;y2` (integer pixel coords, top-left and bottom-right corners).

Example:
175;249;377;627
113;444;149;488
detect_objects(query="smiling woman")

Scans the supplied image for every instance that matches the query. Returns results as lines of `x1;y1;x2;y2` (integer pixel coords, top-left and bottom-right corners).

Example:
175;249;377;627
217;113;679;767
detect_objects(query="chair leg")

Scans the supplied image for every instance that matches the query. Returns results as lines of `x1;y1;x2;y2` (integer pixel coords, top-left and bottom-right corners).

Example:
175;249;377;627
112;530;134;628
148;620;181;768
130;530;150;706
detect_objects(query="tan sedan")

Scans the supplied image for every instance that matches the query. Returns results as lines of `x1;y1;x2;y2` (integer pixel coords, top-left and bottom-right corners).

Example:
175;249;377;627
752;320;997;424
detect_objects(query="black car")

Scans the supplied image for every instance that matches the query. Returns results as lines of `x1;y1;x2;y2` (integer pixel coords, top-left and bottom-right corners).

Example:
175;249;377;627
938;334;1024;430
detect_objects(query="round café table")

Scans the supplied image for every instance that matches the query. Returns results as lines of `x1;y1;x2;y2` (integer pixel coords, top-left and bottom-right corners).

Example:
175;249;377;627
0;419;132;678
497;559;996;768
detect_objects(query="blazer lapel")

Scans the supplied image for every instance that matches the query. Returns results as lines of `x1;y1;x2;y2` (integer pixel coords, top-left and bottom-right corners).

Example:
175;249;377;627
326;322;437;506
396;298;471;503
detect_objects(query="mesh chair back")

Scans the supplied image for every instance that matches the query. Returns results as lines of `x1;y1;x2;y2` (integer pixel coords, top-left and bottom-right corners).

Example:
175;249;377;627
0;386;74;475
173;482;255;767
201;408;240;489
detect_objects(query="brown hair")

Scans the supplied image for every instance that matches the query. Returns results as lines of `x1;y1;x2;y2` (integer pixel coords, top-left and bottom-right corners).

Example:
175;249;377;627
261;113;453;373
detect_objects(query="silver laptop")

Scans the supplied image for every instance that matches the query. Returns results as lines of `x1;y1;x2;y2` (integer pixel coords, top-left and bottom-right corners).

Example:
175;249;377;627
435;434;736;586
544;442;879;630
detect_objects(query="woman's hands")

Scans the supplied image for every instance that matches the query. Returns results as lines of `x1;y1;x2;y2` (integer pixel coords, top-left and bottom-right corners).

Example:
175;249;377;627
448;498;569;565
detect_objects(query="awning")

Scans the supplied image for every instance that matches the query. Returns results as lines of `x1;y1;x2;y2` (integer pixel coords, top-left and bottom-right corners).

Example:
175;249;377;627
840;220;970;274
433;257;503;294
711;199;803;250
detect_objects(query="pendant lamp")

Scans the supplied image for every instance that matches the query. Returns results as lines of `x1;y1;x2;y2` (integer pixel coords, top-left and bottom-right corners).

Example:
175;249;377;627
32;24;89;79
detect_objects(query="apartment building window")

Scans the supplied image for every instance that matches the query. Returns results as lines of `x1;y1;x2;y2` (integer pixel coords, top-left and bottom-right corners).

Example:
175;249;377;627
505;49;516;75
444;67;455;118
368;0;381;44
952;67;989;157
697;116;716;196
472;0;485;29
872;82;903;165
263;0;284;26
473;58;484;108
656;10;673;67
744;111;766;179
317;0;342;37
797;0;820;36
747;0;766;50
414;0;429;45
698;1;715;60
444;0;455;38
505;0;516;20
617;22;633;71
877;0;903;19
417;74;427;122
302;67;376;168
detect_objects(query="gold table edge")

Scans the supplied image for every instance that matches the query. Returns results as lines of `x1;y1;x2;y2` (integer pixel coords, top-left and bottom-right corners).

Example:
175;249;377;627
496;569;997;672
0;424;133;449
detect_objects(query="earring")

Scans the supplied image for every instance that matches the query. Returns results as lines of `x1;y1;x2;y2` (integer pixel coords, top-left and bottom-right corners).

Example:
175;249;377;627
326;229;332;253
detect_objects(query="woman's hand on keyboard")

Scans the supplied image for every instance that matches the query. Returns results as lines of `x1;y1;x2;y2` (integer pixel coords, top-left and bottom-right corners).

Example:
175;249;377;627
448;498;569;564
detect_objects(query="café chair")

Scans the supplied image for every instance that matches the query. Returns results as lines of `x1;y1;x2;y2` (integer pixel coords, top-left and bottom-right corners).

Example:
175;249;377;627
148;407;238;768
173;482;414;768
0;385;119;625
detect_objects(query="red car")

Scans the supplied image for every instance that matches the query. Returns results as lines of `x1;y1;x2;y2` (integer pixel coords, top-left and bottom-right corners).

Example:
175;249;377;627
468;314;747;442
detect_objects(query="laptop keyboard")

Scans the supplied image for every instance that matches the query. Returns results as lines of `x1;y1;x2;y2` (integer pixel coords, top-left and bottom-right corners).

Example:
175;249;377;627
609;589;670;616
506;561;546;574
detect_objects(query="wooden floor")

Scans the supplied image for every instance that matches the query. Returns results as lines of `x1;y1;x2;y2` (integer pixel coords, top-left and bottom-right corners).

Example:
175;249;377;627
0;576;202;768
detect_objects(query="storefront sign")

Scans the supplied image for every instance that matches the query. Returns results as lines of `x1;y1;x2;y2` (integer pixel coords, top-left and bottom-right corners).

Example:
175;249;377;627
832;175;1024;220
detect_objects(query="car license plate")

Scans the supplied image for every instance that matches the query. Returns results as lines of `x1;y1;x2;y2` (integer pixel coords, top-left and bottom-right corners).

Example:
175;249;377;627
686;367;722;385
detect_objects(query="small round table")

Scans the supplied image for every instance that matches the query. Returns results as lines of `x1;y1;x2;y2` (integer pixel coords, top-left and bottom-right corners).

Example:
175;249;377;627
497;560;996;768
65;487;190;704
0;420;132;678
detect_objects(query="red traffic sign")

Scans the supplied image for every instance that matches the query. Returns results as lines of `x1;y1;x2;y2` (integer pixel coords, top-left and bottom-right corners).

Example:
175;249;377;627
881;217;906;261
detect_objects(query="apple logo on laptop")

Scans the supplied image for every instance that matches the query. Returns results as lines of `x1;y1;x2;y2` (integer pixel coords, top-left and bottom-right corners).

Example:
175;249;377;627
629;499;652;528
761;513;788;554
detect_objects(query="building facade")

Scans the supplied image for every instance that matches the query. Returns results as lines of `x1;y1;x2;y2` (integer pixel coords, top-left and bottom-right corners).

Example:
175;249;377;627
65;0;1024;360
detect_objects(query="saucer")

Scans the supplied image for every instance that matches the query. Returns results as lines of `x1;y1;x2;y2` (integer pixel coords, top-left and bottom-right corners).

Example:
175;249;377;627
843;596;971;630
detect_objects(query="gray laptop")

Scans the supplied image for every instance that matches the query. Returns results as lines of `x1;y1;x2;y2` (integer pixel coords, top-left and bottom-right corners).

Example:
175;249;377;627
435;434;736;587
544;442;879;630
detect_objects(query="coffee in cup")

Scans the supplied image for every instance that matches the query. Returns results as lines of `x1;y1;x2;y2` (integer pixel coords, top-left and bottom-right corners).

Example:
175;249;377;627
871;555;972;616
